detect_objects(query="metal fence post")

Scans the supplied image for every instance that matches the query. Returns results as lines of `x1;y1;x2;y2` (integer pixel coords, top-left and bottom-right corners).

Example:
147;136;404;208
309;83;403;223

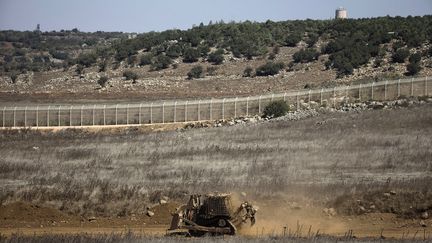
13;107;16;127
384;81;388;100
184;101;188;122
258;96;262;114
210;99;213;120
234;97;237;117
333;87;336;108
2;107;5;127
271;94;274;102
426;76;428;97
296;92;299;110
103;105;106;125
345;86;349;99
371;82;375;100
115;104;118;125
47;105;50;127
359;84;362;101
162;102;165;123
24;106;27;127
92;105;95;126
150;103;153;124
36;106;38;127
320;89;323;105
174;101;177;123
139;103;142;124
283;92;287;101
222;98;225;120
80;105;83;126
69;106;72;126
308;90;311;103
246;97;249;116
58;106;61;126
198;100;201;121
126;104;129;125
411;78;414;97
398;79;401;97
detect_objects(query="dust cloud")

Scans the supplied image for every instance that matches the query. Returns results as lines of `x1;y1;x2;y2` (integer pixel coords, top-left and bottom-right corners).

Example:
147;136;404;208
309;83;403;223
231;192;347;237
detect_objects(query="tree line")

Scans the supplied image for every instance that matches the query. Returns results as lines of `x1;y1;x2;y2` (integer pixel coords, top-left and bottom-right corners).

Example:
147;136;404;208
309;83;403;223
1;15;431;81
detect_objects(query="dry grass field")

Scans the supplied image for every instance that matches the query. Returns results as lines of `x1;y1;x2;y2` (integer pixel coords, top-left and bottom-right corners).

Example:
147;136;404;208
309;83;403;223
0;233;424;243
1;103;432;240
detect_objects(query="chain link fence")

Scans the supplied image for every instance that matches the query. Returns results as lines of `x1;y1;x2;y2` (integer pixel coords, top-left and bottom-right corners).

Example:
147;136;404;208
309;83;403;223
1;76;430;128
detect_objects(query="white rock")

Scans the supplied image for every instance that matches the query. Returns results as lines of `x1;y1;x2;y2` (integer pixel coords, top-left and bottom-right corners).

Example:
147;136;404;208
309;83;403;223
421;212;429;220
328;208;337;216
146;211;155;217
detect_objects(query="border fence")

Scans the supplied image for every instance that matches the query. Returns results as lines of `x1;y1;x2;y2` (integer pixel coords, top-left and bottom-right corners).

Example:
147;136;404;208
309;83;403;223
1;76;430;128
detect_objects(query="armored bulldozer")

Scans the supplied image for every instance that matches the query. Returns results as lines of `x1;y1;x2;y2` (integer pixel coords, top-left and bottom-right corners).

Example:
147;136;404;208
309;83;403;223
167;193;257;236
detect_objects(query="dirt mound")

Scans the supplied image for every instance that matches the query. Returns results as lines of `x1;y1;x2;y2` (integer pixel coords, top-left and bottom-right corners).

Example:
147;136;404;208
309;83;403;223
0;202;77;226
332;190;432;219
145;202;179;225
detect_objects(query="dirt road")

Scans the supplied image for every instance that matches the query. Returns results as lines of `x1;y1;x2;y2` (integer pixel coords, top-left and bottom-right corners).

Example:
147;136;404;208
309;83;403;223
1;201;430;240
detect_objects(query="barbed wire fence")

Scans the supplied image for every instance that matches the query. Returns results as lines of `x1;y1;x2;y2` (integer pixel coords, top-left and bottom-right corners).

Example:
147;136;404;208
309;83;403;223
1;76;430;128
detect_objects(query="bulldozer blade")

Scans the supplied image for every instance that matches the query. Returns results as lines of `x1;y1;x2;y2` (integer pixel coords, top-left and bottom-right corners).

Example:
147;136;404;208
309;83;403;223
169;213;181;230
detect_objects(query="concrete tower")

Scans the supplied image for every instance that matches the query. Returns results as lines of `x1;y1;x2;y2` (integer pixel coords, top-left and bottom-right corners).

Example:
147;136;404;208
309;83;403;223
335;7;348;19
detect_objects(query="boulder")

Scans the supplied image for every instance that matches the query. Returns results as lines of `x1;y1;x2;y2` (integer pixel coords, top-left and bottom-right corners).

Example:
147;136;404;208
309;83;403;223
421;211;429;220
146;210;155;217
328;208;337;216
372;102;384;109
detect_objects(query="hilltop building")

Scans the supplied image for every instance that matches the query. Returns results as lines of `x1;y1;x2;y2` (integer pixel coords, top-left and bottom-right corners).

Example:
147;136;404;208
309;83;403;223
335;7;348;19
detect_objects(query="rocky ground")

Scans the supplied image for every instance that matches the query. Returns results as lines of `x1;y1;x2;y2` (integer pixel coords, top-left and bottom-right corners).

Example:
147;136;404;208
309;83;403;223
181;96;432;130
1;46;431;105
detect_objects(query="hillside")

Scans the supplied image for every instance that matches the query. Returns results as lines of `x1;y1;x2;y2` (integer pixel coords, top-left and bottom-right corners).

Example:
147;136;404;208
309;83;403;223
0;16;431;103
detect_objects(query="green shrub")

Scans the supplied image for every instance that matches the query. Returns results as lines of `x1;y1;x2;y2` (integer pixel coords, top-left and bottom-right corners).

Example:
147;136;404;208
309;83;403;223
50;50;69;60
255;62;284;76
263;100;289;118
293;48;319;63
268;53;276;60
140;54;153;66
127;55;136;65
243;66;253;77
207;49;224;64
198;44;210;57
151;55;172;70
187;65;204;79
166;44;182;58
272;45;280;54
409;53;421;63
285;33;302;47
76;64;84;75
10;72;18;83
206;66;218;76
76;52;97;67
98;60;107;72
123;70;138;82
392;48;410;63
183;47;200;63
97;76;109;87
406;62;422;76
